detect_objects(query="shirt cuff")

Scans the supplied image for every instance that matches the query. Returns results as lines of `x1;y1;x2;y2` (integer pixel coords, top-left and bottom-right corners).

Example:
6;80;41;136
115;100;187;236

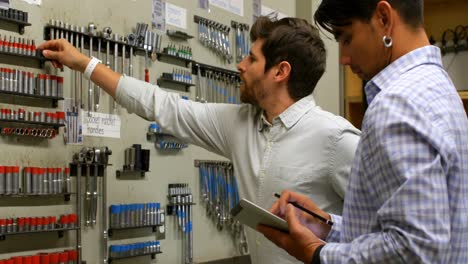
325;214;342;242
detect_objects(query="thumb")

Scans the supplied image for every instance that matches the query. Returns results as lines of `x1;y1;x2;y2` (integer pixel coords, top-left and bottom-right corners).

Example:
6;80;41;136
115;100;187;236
42;49;61;60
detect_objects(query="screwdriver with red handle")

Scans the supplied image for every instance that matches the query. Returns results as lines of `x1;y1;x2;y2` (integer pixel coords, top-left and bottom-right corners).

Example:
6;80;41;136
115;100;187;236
144;31;150;82
145;52;149;82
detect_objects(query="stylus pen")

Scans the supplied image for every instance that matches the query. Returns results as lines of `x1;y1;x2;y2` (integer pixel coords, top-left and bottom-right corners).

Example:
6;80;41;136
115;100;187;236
274;193;334;226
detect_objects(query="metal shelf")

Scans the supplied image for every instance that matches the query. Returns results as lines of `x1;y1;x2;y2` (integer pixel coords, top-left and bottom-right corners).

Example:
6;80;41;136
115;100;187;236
191;62;240;79
43;25;150;58
108;251;162;263
0;192;74;201
108;225;163;237
166;30;193;40
157;77;195;91
0;90;63;108
0;50;47;68
0;119;64;129
115;169;148;178
0;227;79;241
156;51;193;67
0;16;31;35
146;132;174;139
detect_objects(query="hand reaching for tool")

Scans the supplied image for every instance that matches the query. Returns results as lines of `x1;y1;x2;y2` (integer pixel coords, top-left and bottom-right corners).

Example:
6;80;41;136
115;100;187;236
257;190;331;263
39;39;91;73
39;39;121;98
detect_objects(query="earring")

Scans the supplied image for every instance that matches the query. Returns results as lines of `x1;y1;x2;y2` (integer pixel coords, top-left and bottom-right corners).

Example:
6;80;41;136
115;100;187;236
383;36;393;48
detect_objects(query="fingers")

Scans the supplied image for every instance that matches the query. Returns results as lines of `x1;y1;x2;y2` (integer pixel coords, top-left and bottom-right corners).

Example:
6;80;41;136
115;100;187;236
270;200;281;215
257;224;290;249
51;60;64;70
278;190;302;215
37;39;64;51
42;49;62;61
285;204;302;229
39;40;65;68
277;190;290;215
279;190;321;215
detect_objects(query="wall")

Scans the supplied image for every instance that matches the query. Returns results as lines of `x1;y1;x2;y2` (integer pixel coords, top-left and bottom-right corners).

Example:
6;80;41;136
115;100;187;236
0;0;299;263
296;0;342;115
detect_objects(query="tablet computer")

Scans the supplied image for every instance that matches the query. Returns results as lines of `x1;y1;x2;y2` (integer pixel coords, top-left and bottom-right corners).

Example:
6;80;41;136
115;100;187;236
231;198;289;233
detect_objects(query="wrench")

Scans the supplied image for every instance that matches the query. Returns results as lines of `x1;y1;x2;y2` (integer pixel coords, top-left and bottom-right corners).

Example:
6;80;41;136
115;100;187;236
88;23;97;114
80;26;86;109
112;33;119;113
91;148;100;226
83;147;94;227
94;33;102;112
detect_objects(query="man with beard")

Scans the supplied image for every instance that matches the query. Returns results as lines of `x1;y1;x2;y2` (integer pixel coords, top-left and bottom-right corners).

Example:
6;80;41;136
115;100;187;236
39;16;360;264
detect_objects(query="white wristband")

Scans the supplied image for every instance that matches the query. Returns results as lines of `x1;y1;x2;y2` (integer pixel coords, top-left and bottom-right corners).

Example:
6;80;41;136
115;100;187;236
83;57;102;80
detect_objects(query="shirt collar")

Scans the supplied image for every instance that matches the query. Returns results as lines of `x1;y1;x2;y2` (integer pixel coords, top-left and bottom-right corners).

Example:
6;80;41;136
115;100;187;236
257;94;317;131
365;45;443;105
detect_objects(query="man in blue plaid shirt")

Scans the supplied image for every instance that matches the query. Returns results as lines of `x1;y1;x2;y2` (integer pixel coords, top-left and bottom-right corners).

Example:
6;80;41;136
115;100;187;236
259;0;468;263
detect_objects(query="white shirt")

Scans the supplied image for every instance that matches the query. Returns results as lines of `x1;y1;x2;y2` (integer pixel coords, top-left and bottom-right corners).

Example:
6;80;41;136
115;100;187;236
116;76;361;264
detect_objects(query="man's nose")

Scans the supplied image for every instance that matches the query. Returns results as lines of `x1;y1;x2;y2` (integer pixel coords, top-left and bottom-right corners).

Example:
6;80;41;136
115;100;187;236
237;57;247;72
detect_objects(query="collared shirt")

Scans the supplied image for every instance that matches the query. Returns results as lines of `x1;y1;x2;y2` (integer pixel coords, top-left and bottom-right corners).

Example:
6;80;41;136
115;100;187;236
115;77;360;264
322;46;468;263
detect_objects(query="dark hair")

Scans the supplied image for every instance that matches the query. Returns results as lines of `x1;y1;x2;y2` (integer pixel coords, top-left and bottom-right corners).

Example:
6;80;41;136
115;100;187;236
250;16;326;101
314;0;424;35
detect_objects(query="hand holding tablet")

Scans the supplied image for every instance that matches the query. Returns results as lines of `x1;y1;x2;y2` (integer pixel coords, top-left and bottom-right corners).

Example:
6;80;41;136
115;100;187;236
231;198;289;233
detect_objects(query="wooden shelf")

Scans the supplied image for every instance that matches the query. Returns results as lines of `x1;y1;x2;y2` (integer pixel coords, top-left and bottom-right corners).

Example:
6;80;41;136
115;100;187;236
458;91;468;100
346;95;363;103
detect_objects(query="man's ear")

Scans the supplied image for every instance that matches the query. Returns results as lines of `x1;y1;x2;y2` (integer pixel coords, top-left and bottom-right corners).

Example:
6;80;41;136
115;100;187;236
375;1;394;33
275;61;291;82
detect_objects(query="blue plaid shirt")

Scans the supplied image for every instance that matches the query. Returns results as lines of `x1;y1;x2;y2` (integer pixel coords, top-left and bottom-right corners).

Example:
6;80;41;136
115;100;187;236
321;46;468;263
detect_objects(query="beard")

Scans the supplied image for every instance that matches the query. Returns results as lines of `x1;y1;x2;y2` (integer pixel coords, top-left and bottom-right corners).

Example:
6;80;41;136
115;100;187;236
240;87;257;105
240;80;264;106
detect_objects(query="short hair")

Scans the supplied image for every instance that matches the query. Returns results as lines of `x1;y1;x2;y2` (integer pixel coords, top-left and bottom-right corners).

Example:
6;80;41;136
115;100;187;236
250;16;326;101
314;0;424;35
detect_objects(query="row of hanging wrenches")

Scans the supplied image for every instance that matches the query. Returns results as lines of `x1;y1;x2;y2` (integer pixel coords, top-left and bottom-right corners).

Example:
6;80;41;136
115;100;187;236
194;63;241;104
195;160;248;255
168;183;194;264
47;20;111;113
195;16;233;63
231;21;250;63
72;147;112;228
45;20;162;113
